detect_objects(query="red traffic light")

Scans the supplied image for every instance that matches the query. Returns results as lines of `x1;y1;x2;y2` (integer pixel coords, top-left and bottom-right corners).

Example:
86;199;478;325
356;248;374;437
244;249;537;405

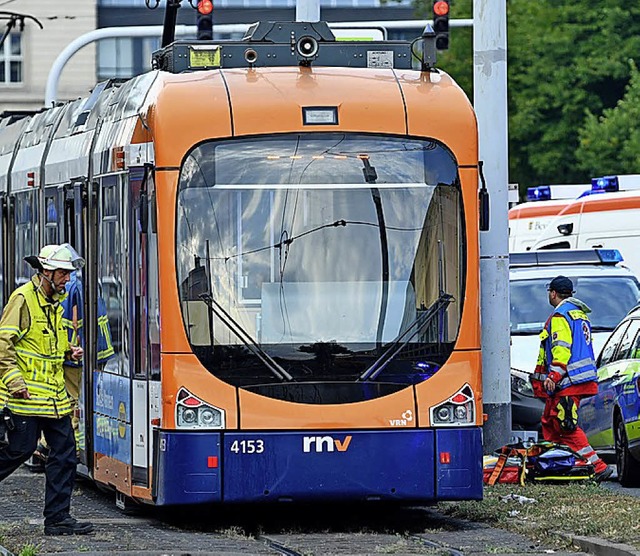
198;0;213;15
433;0;449;16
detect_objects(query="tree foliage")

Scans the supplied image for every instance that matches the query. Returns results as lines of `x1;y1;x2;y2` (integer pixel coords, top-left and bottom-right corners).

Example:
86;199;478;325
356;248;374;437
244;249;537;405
576;62;640;175
411;0;640;189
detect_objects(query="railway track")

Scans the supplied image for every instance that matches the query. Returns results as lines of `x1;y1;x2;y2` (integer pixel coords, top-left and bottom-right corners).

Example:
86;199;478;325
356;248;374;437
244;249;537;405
0;470;590;555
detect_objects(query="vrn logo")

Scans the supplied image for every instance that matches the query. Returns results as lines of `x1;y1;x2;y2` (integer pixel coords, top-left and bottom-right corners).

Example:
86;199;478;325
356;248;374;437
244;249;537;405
303;435;352;453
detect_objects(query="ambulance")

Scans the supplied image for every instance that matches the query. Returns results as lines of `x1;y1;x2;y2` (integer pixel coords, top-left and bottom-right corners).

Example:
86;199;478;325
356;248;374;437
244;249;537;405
509;199;574;252
512;175;640;257
508;184;590;252
530;188;640;277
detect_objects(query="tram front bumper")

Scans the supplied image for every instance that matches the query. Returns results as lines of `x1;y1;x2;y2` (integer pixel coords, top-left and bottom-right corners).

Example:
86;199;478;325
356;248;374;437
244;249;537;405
153;428;482;505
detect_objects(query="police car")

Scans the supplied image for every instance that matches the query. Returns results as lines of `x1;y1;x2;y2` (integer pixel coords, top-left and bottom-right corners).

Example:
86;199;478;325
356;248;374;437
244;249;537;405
581;304;640;487
509;249;640;432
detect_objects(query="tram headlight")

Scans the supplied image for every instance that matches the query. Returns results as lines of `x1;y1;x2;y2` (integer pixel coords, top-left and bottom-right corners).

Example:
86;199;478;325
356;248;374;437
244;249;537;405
436;407;451;422
181;408;198;425
454;406;467;420
176;387;225;429
430;384;475;427
199;407;222;427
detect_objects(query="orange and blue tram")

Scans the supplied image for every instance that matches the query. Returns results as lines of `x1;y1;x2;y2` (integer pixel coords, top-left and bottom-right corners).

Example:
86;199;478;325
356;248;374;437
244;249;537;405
0;21;484;506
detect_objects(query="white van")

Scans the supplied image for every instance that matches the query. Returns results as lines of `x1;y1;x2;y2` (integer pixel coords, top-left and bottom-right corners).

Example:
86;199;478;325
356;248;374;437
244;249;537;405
508;199;573;252
530;190;640;277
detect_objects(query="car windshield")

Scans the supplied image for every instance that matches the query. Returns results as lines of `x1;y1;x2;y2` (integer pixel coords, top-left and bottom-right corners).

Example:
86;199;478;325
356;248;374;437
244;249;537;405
510;275;640;334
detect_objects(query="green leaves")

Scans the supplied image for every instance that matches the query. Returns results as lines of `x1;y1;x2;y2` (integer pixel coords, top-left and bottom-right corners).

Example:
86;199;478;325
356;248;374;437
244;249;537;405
576;61;640;175
412;0;640;189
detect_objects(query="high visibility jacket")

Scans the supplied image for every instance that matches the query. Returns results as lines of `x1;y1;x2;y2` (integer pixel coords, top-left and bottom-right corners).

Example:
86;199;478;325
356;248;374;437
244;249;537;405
0;278;73;417
531;298;597;398
61;272;115;366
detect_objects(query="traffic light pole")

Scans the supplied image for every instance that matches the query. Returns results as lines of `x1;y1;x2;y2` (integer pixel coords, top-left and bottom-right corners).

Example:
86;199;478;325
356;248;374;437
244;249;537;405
473;0;512;452
161;0;181;47
296;0;320;22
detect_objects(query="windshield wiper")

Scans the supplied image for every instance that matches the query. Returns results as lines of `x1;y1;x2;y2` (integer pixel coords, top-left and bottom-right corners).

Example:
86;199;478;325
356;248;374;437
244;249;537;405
198;293;293;382
358;292;454;382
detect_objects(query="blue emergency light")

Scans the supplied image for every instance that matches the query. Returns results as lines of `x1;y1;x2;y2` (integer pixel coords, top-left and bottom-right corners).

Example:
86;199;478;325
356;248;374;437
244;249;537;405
526;185;551;202
596;249;624;264
591;176;619;192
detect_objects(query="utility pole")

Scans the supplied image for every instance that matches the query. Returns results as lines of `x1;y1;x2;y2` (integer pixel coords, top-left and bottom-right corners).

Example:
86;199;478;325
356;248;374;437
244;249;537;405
473;0;511;452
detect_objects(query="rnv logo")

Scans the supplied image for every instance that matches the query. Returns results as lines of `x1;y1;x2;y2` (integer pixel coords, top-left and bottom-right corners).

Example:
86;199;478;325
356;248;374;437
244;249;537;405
302;435;352;453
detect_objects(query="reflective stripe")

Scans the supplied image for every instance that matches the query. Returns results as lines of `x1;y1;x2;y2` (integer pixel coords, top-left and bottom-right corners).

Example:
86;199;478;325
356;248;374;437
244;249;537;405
8;399;73;416
532;373;546;381
549;364;566;375
551;340;571;349
22;379;64;396
1;368;23;386
98;347;115;360
15;347;65;362
567;357;595;371
569;368;597;383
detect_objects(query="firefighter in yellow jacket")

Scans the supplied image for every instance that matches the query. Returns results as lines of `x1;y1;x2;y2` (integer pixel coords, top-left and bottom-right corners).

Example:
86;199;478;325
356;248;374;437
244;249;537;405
0;244;94;536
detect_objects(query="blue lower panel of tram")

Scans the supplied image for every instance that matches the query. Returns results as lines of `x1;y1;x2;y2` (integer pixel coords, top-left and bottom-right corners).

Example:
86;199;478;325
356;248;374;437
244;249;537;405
153;428;482;505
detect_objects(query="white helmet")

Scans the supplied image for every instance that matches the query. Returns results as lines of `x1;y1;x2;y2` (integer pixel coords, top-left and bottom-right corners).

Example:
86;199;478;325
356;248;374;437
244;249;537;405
31;243;85;271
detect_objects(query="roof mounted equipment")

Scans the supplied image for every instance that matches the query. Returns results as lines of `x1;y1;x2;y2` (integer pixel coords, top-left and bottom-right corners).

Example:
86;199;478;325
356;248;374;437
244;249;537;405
152;20;437;72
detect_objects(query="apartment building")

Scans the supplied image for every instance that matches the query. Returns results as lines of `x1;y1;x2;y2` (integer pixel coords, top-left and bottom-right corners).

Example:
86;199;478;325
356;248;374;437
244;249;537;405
0;0;96;112
1;0;415;111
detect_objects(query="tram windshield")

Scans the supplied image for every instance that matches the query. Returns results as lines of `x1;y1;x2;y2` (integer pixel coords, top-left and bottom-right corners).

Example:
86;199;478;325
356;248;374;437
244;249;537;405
176;133;465;401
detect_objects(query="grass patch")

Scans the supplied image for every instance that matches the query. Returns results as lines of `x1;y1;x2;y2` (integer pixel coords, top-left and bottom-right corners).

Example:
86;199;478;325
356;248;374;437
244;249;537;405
18;543;39;556
437;483;640;550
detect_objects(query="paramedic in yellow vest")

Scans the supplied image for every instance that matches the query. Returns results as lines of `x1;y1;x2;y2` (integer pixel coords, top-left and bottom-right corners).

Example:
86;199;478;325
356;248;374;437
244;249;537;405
0;244;94;536
530;275;613;483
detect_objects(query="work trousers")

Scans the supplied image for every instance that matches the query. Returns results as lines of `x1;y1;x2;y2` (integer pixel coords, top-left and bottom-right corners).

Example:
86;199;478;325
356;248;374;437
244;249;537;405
541;393;607;474
0;414;77;525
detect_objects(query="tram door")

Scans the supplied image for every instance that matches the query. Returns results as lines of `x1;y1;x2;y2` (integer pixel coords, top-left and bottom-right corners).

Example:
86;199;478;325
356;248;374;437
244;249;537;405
61;180;92;470
129;167;151;487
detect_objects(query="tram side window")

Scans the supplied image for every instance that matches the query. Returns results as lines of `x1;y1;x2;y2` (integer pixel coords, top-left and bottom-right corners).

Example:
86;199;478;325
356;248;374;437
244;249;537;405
99;180;124;375
145;176;161;380
14;191;38;288
44;193;59;245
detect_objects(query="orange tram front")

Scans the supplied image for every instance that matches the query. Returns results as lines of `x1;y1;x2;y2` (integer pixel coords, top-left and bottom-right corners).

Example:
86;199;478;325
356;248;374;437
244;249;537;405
0;21;483;506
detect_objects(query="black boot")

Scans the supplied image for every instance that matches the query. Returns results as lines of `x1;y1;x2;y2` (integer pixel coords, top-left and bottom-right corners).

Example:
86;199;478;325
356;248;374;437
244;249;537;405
44;517;94;536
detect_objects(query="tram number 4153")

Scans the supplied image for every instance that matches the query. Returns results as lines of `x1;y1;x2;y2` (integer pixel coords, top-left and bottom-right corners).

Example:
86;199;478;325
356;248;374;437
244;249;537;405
230;439;265;454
